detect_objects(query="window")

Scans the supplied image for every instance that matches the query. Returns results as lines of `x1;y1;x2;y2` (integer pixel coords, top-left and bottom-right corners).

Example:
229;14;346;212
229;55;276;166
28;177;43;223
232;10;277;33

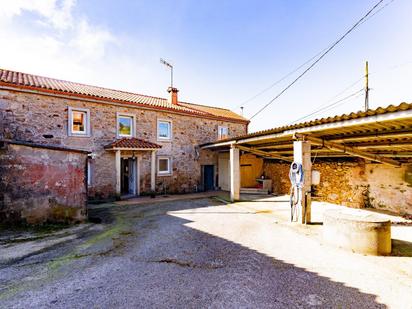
68;107;90;136
117;114;135;137
157;156;172;175
218;126;229;140
157;120;172;140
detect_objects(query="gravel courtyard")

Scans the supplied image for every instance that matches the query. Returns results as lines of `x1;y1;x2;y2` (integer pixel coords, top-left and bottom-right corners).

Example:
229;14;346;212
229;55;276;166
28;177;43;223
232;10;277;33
1;197;411;308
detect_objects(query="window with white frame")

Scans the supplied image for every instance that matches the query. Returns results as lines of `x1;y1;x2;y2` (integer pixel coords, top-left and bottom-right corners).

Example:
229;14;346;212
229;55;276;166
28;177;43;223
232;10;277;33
117;114;135;137
69;107;90;136
218;126;229;140
157;156;172;175
157;120;172;140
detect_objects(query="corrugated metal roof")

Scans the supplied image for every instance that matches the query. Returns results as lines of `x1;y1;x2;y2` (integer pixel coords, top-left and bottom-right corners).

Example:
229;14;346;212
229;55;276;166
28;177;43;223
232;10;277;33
212;102;412;143
0;68;248;123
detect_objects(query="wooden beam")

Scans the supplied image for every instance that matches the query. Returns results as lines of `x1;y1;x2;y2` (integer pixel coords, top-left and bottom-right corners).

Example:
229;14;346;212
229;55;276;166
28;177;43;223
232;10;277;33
236;145;292;162
351;141;412;149
326;128;412;143
294;133;401;167
252;142;292;150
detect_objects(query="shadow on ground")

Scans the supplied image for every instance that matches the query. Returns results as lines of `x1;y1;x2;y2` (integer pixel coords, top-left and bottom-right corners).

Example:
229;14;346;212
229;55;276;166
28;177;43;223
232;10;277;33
0;198;387;308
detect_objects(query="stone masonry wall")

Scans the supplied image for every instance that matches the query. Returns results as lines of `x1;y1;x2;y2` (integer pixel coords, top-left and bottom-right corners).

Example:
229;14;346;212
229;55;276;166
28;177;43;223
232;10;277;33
0;143;87;224
0;89;247;199
263;159;412;216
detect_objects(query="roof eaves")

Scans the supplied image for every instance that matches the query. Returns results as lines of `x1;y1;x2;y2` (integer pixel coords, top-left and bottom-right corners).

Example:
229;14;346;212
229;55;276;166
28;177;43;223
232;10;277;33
201;102;412;146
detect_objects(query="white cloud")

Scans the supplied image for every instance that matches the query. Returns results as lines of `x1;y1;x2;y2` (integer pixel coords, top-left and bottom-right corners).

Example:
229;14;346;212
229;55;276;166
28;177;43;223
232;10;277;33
0;0;121;86
69;19;115;60
0;0;75;29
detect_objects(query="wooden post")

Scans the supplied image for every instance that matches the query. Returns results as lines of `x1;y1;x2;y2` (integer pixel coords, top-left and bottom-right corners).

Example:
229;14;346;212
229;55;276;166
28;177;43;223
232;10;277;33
365;61;369;111
293;140;312;224
151;150;156;192
230;145;240;202
115;150;121;199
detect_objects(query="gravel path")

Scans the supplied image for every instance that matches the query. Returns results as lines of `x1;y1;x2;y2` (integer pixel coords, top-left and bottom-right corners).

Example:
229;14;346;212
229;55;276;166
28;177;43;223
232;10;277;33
0;198;410;308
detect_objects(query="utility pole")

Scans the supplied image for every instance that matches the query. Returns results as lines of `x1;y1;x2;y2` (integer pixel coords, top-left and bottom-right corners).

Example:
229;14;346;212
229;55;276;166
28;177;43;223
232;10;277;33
364;61;369;111
160;58;173;88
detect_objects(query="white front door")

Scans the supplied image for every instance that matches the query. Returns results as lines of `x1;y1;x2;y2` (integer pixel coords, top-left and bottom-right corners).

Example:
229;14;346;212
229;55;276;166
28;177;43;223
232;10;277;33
218;153;230;191
128;158;137;195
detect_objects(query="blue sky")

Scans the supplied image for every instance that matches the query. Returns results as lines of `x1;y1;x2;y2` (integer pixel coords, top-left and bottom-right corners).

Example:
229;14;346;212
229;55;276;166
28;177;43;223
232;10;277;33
1;0;411;131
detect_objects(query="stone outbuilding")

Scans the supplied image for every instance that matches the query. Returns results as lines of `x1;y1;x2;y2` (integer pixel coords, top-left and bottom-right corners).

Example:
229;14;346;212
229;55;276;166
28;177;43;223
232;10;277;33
0;140;89;224
202;102;412;219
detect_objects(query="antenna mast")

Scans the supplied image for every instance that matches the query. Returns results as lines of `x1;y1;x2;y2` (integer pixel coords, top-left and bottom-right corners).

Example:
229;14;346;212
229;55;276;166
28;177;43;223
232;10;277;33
160;58;173;88
364;61;369;111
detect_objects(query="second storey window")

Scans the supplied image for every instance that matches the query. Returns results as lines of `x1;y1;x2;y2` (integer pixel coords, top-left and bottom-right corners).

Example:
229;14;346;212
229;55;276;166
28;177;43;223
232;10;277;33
117;114;135;137
69;107;90;136
157;120;172;141
218;126;229;140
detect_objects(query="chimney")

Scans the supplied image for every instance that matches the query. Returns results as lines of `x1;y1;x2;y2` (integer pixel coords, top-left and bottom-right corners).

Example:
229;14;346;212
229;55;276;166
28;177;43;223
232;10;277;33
167;87;179;105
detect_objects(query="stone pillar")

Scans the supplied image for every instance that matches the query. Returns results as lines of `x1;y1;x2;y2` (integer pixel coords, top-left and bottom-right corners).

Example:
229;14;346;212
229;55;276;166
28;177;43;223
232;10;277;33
230;145;240;202
293;140;312;224
115;150;121;199
151;150;156;192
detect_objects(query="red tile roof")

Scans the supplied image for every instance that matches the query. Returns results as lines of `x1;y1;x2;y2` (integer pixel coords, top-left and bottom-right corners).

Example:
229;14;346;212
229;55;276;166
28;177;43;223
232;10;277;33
105;138;162;150
0;68;248;123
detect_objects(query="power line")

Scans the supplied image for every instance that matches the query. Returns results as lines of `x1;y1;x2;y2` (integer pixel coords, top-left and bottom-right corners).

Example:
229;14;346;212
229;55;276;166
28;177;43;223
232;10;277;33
288;77;364;124
237;0;394;111
249;0;386;120
288;57;412;125
235;48;327;109
289;88;364;124
237;0;395;113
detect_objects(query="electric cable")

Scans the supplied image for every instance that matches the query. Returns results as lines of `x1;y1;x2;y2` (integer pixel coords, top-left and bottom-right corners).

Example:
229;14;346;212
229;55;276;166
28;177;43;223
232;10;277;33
249;0;386;120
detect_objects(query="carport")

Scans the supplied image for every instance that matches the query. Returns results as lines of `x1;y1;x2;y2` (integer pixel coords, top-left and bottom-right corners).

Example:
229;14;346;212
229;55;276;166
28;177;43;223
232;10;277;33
201;102;412;223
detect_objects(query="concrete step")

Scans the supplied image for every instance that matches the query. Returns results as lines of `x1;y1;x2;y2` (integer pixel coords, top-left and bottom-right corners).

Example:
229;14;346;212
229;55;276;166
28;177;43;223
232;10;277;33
240;188;269;195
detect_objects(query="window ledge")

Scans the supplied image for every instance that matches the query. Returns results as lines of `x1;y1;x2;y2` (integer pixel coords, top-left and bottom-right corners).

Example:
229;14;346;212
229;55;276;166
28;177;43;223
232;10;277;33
157;172;172;177
69;133;91;138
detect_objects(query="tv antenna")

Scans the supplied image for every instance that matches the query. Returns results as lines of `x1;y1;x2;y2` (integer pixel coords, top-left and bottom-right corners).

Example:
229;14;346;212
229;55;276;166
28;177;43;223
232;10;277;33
160;58;174;88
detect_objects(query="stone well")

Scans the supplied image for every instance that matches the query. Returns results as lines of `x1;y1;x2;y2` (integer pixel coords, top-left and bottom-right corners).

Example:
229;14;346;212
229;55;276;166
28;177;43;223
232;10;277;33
323;209;391;256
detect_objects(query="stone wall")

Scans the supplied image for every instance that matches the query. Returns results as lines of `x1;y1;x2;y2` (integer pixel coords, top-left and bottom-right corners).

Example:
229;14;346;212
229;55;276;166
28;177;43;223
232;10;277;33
0;89;247;199
263;159;412;216
0;143;87;224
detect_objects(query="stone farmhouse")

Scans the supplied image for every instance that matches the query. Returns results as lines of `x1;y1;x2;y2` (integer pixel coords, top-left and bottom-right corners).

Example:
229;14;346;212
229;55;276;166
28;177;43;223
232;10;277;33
0;68;248;224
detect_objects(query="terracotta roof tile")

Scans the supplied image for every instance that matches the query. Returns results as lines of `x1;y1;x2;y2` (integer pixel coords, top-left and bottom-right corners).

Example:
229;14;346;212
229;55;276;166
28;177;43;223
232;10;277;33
0;68;248;123
104;138;162;150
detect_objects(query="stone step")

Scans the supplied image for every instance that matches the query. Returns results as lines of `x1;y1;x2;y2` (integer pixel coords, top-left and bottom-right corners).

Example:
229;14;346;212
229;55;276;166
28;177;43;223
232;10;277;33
240;188;269;195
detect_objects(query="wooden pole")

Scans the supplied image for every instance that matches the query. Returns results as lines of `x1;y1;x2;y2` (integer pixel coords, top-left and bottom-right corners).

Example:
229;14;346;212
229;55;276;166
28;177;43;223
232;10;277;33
293;140;312;224
365;61;369;111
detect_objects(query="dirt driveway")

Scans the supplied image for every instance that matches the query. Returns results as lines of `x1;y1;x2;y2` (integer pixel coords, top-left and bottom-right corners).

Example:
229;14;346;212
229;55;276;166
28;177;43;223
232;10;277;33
1;197;411;308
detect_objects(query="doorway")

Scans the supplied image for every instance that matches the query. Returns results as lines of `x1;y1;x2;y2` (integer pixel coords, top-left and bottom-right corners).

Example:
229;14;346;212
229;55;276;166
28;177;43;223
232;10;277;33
121;157;137;196
203;165;215;191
